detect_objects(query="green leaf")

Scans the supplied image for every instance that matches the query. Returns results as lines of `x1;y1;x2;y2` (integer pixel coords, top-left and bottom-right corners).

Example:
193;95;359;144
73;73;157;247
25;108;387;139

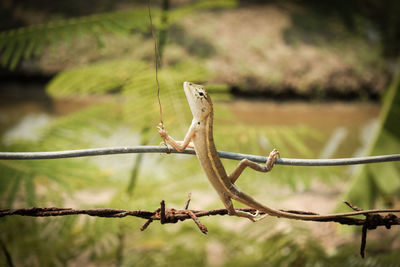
23;32;39;59
9;37;25;70
369;163;400;195
1;37;16;67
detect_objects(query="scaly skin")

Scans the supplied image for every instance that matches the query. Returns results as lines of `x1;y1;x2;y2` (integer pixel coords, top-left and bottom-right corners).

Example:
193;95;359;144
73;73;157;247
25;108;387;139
158;81;400;221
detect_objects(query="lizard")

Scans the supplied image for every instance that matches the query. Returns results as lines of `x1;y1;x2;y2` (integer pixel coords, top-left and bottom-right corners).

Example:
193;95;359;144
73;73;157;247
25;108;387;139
157;81;399;221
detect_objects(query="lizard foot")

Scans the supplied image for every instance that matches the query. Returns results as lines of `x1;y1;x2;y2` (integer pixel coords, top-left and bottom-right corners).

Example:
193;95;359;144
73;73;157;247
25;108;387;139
157;123;171;153
266;149;280;170
253;213;269;222
233;209;260;222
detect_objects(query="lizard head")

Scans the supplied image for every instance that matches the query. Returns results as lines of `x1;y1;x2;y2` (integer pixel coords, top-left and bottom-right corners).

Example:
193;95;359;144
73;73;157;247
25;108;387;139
183;81;213;121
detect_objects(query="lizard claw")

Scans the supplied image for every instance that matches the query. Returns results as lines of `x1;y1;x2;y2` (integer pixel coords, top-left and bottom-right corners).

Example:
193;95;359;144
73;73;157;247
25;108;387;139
246;210;269;222
157;123;170;153
157;123;168;140
249;210;270;222
253;213;269;222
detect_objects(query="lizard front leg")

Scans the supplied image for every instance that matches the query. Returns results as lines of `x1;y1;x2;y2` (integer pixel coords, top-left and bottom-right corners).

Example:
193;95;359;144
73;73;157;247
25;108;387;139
157;122;196;152
229;149;280;184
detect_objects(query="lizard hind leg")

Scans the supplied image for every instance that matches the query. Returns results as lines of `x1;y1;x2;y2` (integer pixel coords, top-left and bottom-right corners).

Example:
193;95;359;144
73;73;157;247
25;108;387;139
223;196;258;222
231;209;270;222
228;148;280;184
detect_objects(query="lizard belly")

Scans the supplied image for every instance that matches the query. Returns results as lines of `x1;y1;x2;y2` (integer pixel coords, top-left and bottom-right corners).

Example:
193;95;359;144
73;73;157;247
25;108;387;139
192;135;233;199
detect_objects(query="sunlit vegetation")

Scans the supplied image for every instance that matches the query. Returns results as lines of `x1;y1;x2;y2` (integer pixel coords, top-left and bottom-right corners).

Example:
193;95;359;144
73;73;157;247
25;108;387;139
0;0;399;265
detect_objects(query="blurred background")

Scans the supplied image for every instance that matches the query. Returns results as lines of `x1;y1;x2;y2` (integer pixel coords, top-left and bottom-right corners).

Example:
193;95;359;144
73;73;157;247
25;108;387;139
0;0;399;266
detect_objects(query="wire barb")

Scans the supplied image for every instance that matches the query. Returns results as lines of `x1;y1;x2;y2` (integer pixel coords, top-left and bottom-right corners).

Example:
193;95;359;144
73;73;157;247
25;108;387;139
360;221;368;258
160;200;167;224
184;192;192;210
183;193;208;234
344;201;363;211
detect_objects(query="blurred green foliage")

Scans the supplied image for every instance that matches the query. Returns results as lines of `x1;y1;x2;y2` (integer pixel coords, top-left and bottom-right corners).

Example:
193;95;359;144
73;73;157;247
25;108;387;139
1;0;400;266
338;62;400;211
0;0;238;70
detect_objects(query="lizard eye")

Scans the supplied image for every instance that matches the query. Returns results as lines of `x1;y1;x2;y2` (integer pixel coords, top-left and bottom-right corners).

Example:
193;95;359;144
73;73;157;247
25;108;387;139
199;92;204;97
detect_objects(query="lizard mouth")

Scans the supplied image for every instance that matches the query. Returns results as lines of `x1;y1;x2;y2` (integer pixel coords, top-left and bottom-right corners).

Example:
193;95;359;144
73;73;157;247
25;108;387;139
183;81;194;97
183;81;193;91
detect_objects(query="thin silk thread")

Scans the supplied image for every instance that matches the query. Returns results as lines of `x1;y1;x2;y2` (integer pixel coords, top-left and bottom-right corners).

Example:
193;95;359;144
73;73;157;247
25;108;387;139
147;0;164;126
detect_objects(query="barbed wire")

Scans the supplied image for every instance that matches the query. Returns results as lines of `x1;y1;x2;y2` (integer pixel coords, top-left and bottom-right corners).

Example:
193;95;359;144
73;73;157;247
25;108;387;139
1;146;400;257
2;204;398;226
1;195;399;257
1;145;399;166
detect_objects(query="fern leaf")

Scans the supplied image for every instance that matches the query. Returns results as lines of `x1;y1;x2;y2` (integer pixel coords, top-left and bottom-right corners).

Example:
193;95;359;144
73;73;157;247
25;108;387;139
0;1;239;70
1;36;16;67
22;32;39;59
46;59;146;96
32;29;48;57
0;9;149;69
9;38;25;70
46;59;209;136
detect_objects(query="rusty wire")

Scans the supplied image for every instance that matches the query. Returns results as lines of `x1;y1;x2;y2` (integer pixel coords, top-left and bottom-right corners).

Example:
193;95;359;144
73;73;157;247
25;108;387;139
2;203;398;228
1;195;399;257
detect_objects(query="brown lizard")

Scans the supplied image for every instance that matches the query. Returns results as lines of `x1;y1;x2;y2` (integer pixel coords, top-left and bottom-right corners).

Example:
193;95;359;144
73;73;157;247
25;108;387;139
158;81;399;221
